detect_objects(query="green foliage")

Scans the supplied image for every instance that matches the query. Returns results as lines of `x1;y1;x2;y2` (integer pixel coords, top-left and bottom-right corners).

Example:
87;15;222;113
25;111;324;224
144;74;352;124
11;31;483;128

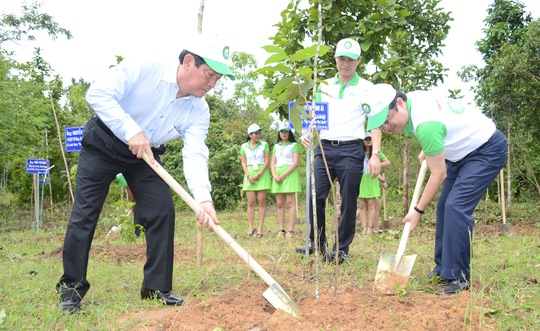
257;0;452;206
470;0;540;199
0;1;72;45
260;0;452;123
476;0;532;62
0;2;79;206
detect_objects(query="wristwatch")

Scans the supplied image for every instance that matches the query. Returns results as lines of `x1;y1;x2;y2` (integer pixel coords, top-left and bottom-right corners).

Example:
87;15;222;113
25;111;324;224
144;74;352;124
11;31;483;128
373;150;381;156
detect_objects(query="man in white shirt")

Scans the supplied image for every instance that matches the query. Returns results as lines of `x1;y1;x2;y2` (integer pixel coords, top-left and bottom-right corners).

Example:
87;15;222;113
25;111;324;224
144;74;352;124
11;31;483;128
364;84;507;295
56;36;235;313
296;38;382;264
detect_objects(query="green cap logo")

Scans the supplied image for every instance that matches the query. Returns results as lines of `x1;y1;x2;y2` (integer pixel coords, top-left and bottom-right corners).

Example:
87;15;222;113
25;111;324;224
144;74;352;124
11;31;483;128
344;41;352;49
362;103;371;114
222;46;230;60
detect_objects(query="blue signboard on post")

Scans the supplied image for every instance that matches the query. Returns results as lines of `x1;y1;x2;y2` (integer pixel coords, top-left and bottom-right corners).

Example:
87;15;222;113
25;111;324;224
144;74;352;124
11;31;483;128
288;101;329;130
26;159;50;174
65;126;85;152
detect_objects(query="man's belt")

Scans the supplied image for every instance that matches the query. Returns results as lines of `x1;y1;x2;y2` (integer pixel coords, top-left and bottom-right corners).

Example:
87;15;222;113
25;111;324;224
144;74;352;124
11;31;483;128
321;139;362;146
91;114;115;137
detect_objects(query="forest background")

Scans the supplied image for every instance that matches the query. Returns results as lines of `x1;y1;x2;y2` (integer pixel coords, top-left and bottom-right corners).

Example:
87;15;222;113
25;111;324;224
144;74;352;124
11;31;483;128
0;0;539;217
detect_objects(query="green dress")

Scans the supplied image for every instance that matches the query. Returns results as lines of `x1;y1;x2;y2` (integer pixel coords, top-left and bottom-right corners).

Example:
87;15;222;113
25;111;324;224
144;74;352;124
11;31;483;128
240;141;272;191
359;152;386;199
271;142;301;194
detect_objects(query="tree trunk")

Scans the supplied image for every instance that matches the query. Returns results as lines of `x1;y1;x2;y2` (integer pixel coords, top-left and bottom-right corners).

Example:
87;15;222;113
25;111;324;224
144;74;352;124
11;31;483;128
198;0;205;34
49;91;74;205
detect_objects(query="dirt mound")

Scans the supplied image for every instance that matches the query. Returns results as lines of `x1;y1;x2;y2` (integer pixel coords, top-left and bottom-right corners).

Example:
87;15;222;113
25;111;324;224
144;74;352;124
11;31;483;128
119;279;495;330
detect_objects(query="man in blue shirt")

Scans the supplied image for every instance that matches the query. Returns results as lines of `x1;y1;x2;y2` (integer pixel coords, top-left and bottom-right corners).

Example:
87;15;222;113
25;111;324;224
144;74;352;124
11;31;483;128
56;36;235;314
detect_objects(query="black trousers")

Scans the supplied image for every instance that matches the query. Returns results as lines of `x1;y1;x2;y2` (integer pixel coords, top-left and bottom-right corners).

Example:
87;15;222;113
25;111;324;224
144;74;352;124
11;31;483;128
57;115;174;301
307;141;364;254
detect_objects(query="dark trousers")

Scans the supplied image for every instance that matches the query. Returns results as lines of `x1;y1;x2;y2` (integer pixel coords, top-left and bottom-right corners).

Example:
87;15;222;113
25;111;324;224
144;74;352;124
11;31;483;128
57;115;175;301
307;141;364;254
433;130;507;282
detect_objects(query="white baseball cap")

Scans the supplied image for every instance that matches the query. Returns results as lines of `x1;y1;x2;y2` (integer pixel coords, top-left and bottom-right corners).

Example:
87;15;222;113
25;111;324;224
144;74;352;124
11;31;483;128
363;84;398;131
278;121;291;131
335;38;361;60
187;34;235;80
247;123;261;134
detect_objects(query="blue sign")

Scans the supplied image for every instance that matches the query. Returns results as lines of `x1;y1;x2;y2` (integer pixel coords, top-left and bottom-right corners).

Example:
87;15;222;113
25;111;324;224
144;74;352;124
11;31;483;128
288;101;329;130
26;159;50;174
65;126;85;152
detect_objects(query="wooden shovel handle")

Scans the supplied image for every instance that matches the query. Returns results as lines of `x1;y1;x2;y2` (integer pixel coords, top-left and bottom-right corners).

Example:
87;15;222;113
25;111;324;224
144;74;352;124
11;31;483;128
141;153;276;286
396;160;428;259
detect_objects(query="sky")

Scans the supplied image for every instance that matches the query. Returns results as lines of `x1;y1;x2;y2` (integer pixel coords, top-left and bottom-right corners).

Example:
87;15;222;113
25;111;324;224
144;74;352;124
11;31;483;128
2;0;540;101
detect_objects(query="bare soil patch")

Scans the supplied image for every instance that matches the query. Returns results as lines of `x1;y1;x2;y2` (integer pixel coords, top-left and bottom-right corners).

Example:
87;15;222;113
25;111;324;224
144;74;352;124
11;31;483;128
117;279;495;330
53;223;539;330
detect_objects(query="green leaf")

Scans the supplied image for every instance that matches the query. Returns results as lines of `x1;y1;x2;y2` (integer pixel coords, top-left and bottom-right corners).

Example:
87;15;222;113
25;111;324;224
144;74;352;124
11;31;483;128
264;53;288;65
272;76;296;94
289;104;304;133
290;45;329;62
261;45;286;55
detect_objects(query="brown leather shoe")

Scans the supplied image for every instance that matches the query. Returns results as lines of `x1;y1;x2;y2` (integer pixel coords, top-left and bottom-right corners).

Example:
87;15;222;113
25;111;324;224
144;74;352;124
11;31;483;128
141;287;184;306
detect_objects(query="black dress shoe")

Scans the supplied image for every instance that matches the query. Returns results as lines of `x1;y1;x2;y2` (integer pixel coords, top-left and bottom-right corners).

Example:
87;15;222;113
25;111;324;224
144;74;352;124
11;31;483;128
324;250;350;265
427;270;446;285
438;279;470;295
296;241;327;255
59;299;80;314
141;287;184;306
295;243;313;255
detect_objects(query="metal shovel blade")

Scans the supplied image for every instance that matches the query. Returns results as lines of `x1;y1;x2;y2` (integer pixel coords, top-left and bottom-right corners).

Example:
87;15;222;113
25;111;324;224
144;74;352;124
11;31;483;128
374;160;427;294
263;283;299;317
374;251;417;294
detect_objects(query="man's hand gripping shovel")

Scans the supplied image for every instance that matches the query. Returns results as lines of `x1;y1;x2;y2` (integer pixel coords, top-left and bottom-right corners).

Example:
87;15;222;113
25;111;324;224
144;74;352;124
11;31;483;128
142;154;299;317
374;160;427;294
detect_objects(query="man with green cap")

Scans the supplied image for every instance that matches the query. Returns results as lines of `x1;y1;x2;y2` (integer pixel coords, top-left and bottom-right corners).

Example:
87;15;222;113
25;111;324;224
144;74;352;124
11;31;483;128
56;35;235;313
364;83;507;295
296;37;382;264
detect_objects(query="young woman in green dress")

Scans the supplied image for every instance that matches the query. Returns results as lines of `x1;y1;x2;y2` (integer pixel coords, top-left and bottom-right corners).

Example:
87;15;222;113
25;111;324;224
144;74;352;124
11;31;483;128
241;124;272;237
270;122;301;237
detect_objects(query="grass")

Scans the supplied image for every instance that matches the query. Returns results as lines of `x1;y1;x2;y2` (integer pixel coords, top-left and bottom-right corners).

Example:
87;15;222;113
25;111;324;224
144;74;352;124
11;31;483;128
0;200;539;330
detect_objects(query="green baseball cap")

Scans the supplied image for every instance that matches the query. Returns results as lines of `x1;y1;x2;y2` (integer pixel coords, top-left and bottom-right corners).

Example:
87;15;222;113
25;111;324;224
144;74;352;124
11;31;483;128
364;84;397;131
188;35;235;80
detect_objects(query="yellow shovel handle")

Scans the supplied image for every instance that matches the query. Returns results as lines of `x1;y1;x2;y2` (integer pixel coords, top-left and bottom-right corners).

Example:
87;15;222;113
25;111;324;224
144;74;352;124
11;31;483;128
396;160;428;259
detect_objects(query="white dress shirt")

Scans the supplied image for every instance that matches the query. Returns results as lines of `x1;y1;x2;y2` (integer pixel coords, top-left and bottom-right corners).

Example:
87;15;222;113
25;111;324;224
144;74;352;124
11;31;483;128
86;57;212;203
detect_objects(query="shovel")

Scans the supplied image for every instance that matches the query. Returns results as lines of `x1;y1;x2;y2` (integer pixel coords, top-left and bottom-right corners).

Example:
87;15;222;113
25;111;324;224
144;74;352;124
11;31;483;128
381;173;390;230
374;160;427;294
142;154;298;317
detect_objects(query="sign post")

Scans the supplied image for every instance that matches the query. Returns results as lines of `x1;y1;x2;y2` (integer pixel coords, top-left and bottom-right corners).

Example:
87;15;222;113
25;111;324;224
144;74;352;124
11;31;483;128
288;101;329;264
26;159;51;238
65;126;85;152
288;101;329;130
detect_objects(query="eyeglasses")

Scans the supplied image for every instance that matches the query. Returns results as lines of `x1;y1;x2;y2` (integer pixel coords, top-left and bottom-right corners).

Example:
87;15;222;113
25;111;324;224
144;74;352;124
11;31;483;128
382;109;395;128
